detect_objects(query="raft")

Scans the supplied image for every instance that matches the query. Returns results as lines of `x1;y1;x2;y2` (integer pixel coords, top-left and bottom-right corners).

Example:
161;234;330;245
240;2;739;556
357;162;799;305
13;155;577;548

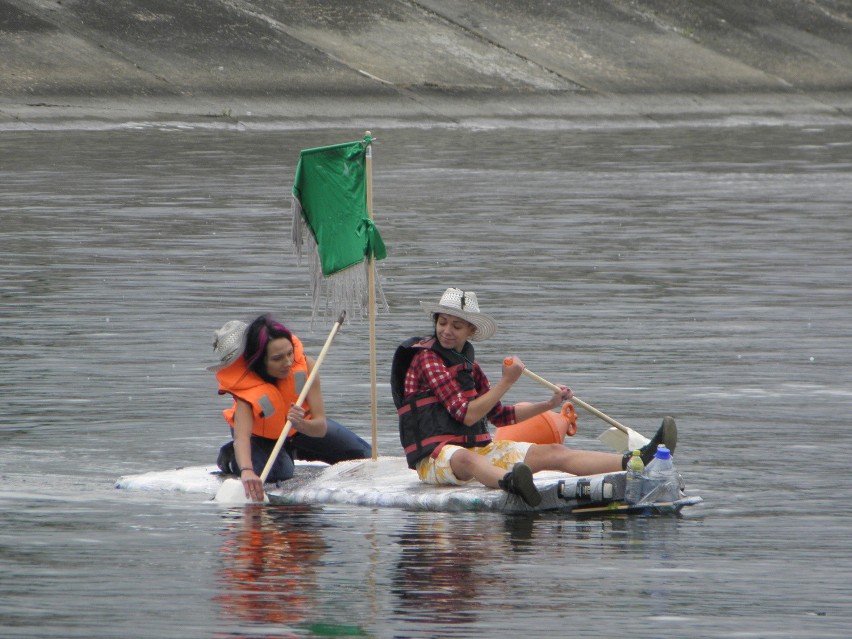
115;456;702;515
117;407;701;514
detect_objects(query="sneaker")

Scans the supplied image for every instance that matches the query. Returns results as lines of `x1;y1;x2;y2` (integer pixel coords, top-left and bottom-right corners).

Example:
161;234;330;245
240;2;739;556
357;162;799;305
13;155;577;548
216;441;237;475
498;462;542;507
638;416;678;465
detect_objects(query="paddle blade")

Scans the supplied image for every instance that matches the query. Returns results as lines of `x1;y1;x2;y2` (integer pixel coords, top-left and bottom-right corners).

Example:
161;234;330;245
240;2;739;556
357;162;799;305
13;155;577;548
598;426;650;453
213;477;268;504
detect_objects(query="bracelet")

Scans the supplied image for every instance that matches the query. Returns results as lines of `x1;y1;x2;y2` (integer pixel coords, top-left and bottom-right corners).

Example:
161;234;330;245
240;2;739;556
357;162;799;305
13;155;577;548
239;467;253;474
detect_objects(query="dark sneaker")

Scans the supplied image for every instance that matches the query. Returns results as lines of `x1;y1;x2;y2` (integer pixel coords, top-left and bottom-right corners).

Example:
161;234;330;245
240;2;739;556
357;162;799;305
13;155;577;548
639;416;678;465
216;441;237;475
659;416;677;454
498;462;542;507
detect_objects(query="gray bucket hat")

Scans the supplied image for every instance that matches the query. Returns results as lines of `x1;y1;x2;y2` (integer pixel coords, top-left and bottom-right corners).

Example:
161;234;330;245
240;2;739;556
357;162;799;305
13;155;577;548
206;320;248;372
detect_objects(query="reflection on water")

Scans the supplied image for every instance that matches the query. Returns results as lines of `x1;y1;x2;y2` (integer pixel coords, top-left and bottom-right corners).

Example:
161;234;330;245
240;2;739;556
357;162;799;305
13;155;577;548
386;509;691;636
214;506;327;635
213;505;370;638
392;516;487;628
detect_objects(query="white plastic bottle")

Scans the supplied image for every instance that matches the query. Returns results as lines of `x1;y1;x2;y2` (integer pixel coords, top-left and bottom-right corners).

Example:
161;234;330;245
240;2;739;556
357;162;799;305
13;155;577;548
624;449;645;504
641;445;679;503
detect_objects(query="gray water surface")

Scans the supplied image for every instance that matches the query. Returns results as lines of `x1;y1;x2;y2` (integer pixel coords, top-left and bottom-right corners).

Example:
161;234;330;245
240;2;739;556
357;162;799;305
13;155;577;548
1;119;851;638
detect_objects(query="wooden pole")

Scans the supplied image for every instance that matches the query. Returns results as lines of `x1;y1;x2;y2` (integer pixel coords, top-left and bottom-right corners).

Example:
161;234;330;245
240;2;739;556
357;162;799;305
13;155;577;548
365;131;378;461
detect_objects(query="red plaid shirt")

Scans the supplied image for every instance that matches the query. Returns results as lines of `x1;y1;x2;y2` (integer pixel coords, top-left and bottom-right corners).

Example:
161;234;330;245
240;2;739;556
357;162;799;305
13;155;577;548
404;349;516;426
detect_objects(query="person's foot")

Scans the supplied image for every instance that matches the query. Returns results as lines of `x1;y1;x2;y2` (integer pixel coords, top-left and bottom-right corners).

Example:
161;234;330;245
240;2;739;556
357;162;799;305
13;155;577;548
498;462;542;507
638;416;677;465
216;441;238;475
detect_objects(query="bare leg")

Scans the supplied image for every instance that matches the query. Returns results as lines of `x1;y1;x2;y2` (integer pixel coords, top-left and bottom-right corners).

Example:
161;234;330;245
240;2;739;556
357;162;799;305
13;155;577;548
523;444;623;476
449;448;506;488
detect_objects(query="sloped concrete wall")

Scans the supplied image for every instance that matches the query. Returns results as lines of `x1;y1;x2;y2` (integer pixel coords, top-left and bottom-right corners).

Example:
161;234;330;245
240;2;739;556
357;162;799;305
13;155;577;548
1;0;851;120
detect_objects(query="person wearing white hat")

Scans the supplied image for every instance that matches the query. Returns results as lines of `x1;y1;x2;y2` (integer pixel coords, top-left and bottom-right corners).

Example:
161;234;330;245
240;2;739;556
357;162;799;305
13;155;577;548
210;314;371;501
391;287;676;507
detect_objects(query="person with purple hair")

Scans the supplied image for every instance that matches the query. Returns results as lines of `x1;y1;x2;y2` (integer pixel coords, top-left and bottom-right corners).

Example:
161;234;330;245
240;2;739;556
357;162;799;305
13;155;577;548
209;314;371;501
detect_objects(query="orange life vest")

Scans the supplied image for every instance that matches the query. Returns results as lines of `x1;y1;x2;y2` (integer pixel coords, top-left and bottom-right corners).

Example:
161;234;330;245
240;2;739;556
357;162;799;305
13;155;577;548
215;334;310;440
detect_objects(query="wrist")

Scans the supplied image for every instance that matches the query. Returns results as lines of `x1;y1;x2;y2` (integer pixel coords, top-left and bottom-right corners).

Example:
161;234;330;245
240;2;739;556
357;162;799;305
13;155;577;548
493;378;513;396
239;467;254;475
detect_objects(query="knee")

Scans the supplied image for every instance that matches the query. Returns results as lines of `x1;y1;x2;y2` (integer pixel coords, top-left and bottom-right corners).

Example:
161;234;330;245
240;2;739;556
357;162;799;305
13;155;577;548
527;443;568;464
450;449;476;472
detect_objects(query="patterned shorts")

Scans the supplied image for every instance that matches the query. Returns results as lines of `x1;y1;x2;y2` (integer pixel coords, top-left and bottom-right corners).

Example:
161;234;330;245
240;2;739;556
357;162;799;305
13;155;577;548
415;439;533;486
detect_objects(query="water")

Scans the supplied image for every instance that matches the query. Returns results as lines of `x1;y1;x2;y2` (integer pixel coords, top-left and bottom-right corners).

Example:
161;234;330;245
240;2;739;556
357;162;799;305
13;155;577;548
2;116;851;638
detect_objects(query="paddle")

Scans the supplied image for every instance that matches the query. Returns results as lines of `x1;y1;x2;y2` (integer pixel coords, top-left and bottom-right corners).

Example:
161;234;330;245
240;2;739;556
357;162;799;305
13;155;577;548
214;311;347;504
503;357;650;452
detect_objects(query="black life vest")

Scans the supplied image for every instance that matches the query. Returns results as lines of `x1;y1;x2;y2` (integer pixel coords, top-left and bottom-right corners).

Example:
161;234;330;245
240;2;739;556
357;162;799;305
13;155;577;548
391;336;491;469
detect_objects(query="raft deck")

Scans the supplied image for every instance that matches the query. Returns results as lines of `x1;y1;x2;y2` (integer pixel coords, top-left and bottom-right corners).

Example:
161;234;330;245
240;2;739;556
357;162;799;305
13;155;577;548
116;456;702;515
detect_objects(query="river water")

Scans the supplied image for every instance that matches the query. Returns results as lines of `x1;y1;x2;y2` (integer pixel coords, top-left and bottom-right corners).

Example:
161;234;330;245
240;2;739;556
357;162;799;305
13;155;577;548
1;114;851;638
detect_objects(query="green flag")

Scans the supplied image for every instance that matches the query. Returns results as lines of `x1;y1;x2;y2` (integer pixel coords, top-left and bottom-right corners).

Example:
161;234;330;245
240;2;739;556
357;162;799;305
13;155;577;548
292;136;386;277
291;135;388;323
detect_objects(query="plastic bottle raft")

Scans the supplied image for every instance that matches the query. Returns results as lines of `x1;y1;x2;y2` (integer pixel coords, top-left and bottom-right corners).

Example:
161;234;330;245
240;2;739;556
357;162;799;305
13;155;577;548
117;404;702;515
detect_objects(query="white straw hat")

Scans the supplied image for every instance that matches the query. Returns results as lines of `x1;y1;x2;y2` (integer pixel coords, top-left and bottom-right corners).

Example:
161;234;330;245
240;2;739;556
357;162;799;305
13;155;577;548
206;320;248;372
419;287;497;341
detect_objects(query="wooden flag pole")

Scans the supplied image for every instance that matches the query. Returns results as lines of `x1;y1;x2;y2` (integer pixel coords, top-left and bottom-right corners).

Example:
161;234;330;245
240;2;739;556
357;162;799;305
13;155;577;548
365;131;378;461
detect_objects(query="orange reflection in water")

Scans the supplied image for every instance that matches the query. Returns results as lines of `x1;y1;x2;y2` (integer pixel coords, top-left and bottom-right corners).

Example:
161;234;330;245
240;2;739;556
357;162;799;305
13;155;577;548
214;505;327;634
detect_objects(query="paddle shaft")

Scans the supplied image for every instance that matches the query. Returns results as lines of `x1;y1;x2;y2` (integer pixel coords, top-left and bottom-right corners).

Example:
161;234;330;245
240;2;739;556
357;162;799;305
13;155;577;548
258;311;346;482
504;358;632;436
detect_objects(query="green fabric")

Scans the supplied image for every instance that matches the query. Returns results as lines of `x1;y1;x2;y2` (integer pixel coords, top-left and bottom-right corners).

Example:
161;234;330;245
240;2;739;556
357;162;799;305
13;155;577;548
292;137;387;277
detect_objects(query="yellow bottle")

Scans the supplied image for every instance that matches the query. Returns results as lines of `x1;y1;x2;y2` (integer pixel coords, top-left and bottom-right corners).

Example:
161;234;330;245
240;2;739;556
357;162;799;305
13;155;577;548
624;449;645;504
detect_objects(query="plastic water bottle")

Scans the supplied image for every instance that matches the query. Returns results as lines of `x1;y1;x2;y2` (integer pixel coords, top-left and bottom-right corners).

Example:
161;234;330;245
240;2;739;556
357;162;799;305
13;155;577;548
641;445;680;503
624;449;645;504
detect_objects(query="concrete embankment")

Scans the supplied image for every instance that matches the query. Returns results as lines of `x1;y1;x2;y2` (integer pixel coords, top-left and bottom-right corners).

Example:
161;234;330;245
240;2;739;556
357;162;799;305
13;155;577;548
1;0;851;124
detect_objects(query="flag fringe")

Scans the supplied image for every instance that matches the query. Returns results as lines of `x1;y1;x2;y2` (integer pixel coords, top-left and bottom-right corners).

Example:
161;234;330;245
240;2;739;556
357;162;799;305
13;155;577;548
291;198;388;327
